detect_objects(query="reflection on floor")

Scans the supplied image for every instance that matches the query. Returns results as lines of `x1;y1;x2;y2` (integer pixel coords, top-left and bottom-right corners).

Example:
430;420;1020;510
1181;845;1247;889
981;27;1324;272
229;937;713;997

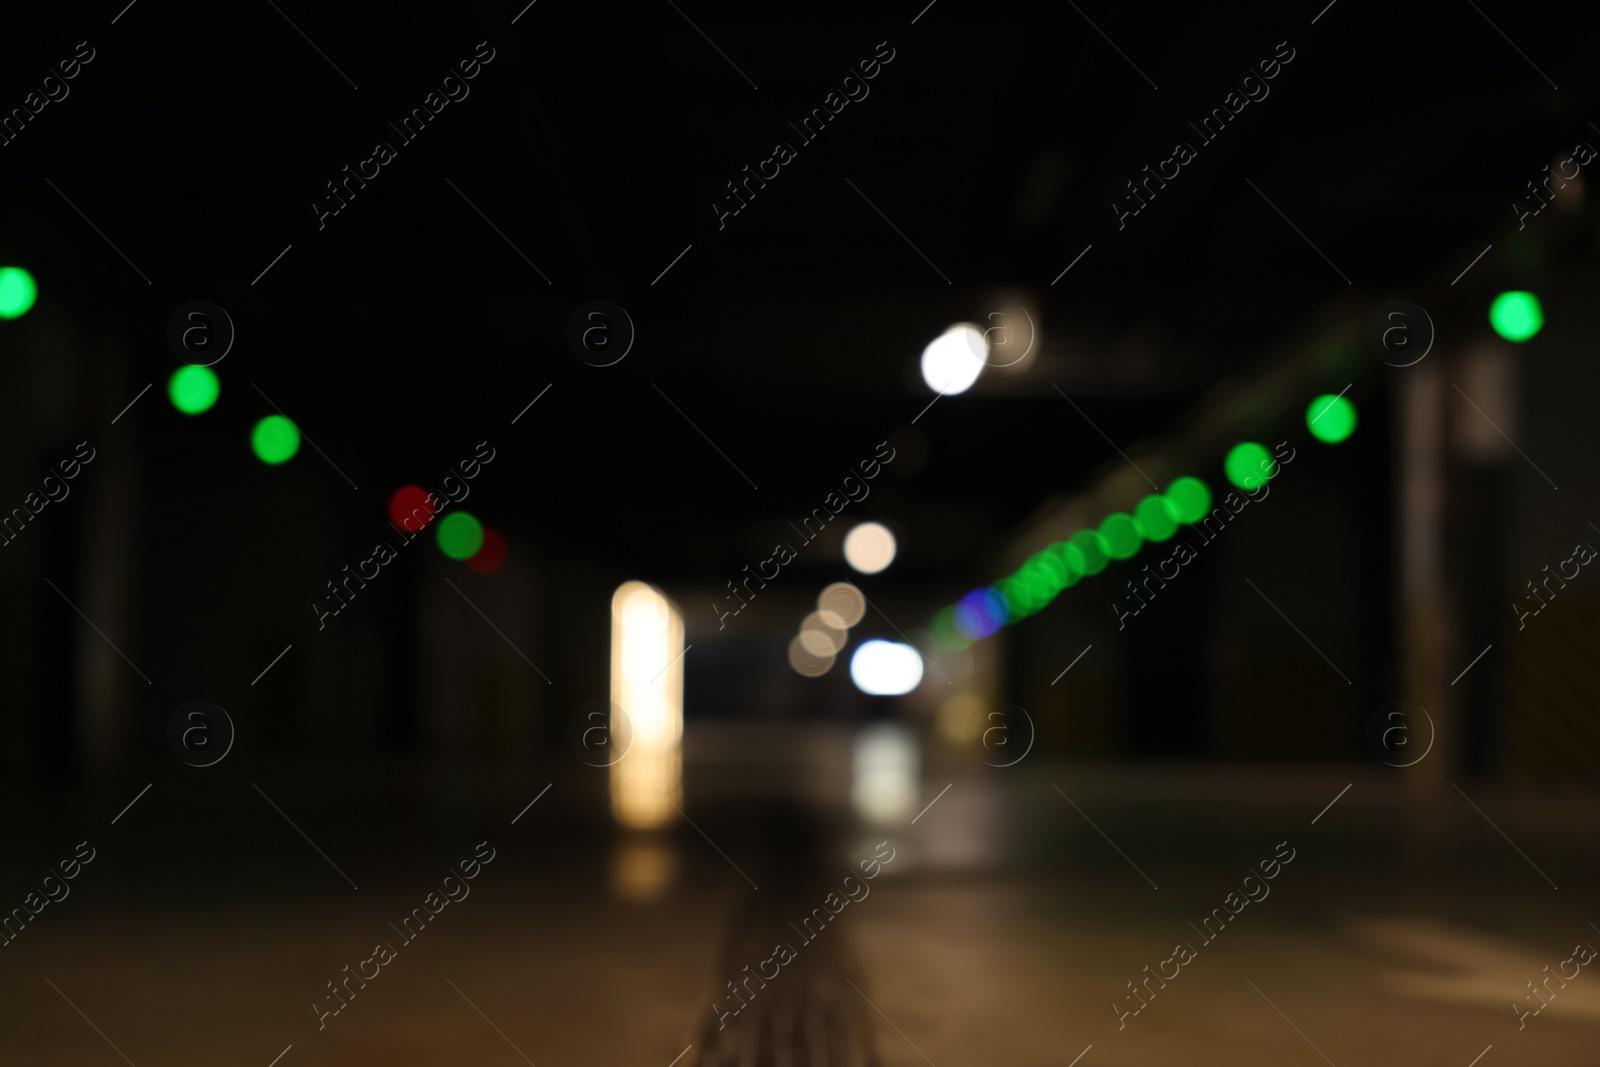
1;762;1598;1066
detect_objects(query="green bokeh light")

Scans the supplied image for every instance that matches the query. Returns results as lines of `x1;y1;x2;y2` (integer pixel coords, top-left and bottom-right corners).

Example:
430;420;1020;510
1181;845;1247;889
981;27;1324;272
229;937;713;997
998;577;1032;621
1069;529;1109;575
1002;542;1084;623
1017;564;1052;607
0;267;37;319
1224;441;1274;491
1489;290;1543;342
1165;477;1212;523
1053;541;1085;586
437;511;485;560
168;365;220;415
931;605;972;652
1099;512;1142;560
251;415;301;464
1306;394;1357;444
1029;551;1067;594
1133;494;1179;542
1002;575;1046;622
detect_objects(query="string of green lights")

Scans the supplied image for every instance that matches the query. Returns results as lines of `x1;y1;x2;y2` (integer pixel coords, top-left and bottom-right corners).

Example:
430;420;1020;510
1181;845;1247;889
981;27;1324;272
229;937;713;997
927;289;1543;652
0;267;1544;585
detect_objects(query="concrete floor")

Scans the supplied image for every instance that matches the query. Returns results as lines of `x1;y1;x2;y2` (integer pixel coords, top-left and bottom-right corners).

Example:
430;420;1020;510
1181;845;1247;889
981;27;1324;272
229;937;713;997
1;761;1597;1066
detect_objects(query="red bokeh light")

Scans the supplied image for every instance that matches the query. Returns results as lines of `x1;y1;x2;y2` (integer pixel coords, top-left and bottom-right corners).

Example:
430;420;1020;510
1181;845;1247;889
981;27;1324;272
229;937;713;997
466;529;507;574
388;485;435;532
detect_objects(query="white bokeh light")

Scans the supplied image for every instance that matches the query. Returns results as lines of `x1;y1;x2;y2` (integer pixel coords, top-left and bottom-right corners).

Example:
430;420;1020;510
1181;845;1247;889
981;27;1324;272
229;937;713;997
843;522;897;574
919;323;987;395
849;639;925;696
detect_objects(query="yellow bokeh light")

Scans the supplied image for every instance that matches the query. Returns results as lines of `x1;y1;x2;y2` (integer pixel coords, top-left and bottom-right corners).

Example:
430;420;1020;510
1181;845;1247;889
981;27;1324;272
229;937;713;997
610;581;685;830
818;582;867;627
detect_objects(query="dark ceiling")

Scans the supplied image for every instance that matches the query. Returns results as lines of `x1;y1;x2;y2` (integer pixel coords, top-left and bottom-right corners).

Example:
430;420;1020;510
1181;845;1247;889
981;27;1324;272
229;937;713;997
2;0;1595;591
